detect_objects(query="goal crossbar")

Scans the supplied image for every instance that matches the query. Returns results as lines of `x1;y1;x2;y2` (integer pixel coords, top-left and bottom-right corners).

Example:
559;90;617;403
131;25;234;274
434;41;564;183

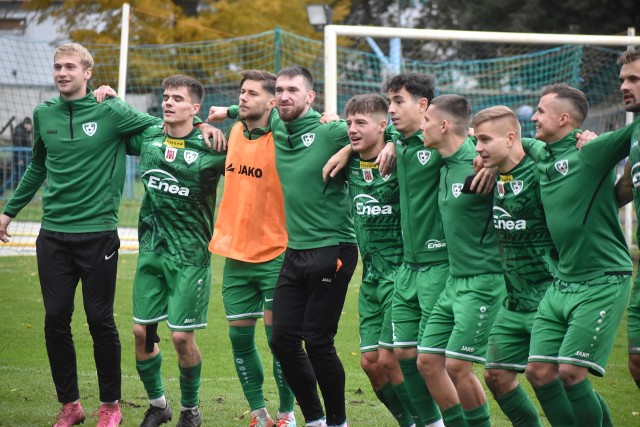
323;24;640;113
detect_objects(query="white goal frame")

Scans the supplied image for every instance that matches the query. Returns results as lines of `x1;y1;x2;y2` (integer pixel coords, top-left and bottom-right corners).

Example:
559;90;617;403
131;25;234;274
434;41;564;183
323;25;640;244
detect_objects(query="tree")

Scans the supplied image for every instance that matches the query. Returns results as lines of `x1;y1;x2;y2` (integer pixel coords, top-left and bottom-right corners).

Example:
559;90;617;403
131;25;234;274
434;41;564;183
25;0;351;45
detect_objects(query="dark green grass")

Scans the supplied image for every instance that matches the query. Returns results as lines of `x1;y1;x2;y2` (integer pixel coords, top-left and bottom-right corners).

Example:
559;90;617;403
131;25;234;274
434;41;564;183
0;255;639;426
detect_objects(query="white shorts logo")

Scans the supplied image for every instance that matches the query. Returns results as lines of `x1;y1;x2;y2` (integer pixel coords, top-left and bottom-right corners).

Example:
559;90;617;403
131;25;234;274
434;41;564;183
82;122;97;136
301;133;315;147
452;183;463;198
417;150;431;165
184;150;199;165
555;159;569;175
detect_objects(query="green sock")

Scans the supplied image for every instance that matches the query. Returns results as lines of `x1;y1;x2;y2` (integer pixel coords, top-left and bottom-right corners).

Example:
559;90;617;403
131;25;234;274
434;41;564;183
375;382;413;427
265;325;295;413
392;381;421;426
463;402;491;427
442;403;467;427
496;384;542;427
179;361;202;408
594;391;613;427
533;378;576;427
136;352;165;400
229;325;265;410
565;379;602;427
398;357;441;425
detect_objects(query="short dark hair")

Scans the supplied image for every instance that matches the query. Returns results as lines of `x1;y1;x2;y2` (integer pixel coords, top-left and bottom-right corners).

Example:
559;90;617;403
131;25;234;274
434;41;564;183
240;70;276;95
430;94;471;136
383;73;435;103
277;65;313;90
618;48;640;65
344;94;389;118
541;83;589;126
162;75;204;104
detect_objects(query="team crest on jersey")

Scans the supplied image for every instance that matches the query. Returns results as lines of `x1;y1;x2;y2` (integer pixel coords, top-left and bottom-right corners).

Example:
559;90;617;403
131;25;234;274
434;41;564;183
82;122;97;136
362;168;374;183
632;162;640;188
184;150;198;164
301;133;315;147
496;181;505;198
165;147;177;162
555;159;569;175
452;183;463;198
417;150;431;165
510;180;523;195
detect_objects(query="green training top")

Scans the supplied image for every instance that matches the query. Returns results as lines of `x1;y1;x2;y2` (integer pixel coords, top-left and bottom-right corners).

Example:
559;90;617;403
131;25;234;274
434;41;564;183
494;155;558;312
348;155;403;284
127;126;226;267
628;123;640;246
2;91;160;232
230;105;355;249
439;137;502;277
522;120;640;281
388;127;448;265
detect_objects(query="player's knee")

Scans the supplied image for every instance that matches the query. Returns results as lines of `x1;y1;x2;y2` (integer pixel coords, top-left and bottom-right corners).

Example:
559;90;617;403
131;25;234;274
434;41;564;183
629;354;640;382
305;337;335;361
445;357;471;382
525;362;556;387
484;369;514;397
558;364;588;387
171;331;194;354
133;324;147;348
228;325;256;353
360;352;380;375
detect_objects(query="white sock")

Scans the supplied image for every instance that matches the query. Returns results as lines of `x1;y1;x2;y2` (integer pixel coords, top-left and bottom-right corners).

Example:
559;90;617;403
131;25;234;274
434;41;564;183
425;419;445;427
149;395;167;408
252;407;269;418
278;410;295;419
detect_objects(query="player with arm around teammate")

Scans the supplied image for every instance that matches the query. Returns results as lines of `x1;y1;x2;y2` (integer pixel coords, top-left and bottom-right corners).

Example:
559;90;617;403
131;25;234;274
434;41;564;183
128;75;227;427
473;106;559;427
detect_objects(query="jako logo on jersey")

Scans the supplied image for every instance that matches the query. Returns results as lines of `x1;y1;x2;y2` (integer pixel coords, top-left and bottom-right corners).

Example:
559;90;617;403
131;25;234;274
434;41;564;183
142;169;190;196
184;150;198;165
354;194;392;215
82;122;97;136
510;180;524;195
417;150;431;165
631;162;640;189
226;163;235;173
238;164;263;178
555;159;569;175
493;206;526;230
452;183;463;198
165;147;177;162
425;239;447;250
301;133;315;147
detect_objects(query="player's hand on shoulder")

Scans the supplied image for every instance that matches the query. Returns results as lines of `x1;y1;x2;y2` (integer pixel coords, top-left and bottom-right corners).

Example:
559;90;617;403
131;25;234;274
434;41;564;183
472;166;498;195
207;106;228;123
322;145;352;181
93;85;117;103
320;112;340;123
376;141;397;176
575;130;598;149
198;123;227;151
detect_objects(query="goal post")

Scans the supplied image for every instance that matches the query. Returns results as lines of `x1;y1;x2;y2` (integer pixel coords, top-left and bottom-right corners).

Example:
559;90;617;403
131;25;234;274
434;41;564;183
323;24;640;114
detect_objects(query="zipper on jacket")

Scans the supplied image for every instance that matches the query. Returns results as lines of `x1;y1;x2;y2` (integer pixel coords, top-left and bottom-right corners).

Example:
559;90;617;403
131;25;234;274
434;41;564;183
68;103;74;139
582;172;608;226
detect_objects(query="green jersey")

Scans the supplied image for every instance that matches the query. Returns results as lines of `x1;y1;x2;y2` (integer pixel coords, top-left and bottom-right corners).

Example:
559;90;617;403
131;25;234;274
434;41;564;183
523;120;640;281
439;138;502;277
127;126;226;267
388;127;448;265
494;155;557;312
2;91;160;232
347;155;402;284
627;124;640;246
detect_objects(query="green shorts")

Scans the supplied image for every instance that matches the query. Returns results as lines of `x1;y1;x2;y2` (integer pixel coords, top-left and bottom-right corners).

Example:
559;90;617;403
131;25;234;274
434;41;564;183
133;251;212;331
528;274;631;376
485;308;536;371
418;273;506;364
628;274;640;354
359;276;395;352
221;253;284;321
392;262;449;348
